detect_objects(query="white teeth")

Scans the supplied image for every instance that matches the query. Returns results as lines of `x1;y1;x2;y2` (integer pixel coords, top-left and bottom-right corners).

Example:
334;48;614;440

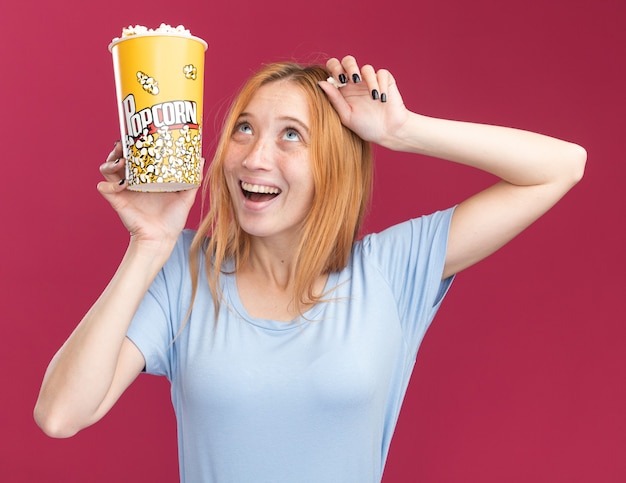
241;182;280;194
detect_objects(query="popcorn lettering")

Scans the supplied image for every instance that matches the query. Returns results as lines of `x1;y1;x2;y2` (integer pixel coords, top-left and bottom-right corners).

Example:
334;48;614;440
121;94;201;188
122;94;198;139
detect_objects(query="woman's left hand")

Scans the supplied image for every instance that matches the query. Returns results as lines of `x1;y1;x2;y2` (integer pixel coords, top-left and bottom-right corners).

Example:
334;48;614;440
319;55;411;150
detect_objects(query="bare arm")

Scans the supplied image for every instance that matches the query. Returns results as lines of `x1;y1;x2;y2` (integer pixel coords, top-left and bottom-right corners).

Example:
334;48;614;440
320;56;586;278
406;116;586;278
34;242;168;437
34;143;199;437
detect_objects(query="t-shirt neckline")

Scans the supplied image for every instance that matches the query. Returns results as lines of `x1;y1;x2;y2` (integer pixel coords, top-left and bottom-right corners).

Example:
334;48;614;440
223;261;340;331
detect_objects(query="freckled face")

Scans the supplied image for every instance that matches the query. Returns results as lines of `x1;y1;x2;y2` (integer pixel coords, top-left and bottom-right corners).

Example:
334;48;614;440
223;81;314;242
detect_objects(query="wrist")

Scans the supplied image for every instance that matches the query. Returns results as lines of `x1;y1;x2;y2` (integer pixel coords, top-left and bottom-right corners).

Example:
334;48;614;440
126;234;178;267
382;112;428;154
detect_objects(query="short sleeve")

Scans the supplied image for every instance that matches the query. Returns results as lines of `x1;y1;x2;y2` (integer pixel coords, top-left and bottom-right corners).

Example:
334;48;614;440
126;230;195;380
361;207;456;357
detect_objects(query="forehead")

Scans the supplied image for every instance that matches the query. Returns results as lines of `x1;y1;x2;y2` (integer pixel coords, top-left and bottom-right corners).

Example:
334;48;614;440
242;80;310;123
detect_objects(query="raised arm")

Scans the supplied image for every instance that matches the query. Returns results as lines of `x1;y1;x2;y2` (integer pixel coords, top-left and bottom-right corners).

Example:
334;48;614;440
320;56;586;279
34;142;200;437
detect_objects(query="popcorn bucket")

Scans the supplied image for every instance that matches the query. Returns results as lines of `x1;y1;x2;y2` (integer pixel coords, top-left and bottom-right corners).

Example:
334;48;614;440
109;30;208;191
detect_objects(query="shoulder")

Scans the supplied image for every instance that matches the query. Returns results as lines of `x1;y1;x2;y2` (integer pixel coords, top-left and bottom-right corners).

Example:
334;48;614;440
180;228;199;247
347;207;456;288
162;229;203;272
357;207;456;254
173;228;204;253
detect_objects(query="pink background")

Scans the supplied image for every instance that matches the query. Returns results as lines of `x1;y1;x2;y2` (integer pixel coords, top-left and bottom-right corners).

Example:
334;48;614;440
1;0;624;481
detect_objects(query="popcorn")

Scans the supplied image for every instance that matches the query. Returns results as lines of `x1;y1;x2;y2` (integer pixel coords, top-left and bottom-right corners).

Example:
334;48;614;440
136;70;160;95
125;125;202;187
326;76;347;88
112;23;192;42
183;64;198;80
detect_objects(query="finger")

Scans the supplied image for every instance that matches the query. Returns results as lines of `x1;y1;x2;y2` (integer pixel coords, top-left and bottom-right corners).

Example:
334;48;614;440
101;140;125;181
376;68;398;103
97;177;127;198
177;180;203;209
198;157;206;184
318;80;352;122
105;140;124;163
340;55;362;84
99;156;126;182
360;64;381;101
325;57;347;86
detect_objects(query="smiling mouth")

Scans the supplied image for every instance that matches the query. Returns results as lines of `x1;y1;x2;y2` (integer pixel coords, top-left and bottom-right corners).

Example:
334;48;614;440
241;181;281;202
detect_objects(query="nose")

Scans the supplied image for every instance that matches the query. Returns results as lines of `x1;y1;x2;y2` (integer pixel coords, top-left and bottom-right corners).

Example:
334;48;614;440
243;139;271;170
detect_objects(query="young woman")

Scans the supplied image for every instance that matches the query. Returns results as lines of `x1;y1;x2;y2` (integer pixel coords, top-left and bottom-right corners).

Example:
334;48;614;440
35;56;586;482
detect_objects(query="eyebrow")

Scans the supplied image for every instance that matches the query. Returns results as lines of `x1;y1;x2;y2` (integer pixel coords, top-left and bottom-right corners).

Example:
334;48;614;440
238;112;310;134
280;116;310;134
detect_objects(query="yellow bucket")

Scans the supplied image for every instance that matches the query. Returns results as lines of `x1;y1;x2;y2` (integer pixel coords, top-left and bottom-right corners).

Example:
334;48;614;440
109;32;208;191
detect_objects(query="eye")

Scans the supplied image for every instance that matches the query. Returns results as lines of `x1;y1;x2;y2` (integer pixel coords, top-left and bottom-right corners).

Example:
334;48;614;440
283;128;301;142
231;121;253;143
236;122;252;135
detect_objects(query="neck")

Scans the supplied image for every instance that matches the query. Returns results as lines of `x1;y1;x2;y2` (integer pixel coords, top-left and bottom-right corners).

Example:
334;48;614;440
243;237;300;290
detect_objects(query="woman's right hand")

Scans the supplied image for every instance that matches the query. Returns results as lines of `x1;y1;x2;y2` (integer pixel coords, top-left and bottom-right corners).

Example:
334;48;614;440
97;141;202;250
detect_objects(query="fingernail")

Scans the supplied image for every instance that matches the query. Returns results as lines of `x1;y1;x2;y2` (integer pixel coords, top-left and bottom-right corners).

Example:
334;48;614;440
372;89;379;100
118;178;126;185
114;158;121;164
352;73;361;83
338;73;347;84
381;93;387;103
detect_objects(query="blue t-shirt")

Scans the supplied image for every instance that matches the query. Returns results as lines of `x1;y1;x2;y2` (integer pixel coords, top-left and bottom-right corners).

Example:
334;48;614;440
127;207;455;482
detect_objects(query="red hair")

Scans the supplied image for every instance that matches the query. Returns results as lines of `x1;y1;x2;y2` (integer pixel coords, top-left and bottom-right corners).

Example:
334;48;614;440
188;62;373;318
